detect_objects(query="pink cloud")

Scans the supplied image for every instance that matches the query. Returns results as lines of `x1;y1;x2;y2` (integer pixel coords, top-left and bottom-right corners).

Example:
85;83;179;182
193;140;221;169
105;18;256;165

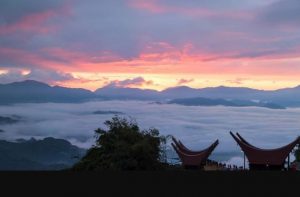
128;0;253;20
0;11;57;35
128;0;165;13
105;77;154;88
177;78;194;85
2;42;300;79
0;47;46;65
0;3;71;35
42;48;124;63
225;78;249;85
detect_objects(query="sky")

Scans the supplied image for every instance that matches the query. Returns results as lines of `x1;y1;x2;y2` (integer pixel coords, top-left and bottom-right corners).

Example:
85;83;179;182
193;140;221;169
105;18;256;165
1;0;300;91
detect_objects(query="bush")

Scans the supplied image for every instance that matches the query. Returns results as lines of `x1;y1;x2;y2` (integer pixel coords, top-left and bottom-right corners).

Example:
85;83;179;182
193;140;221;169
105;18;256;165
72;116;168;170
294;144;300;162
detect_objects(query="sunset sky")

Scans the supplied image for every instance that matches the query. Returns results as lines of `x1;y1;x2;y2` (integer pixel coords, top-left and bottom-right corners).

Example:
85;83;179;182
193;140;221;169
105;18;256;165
1;0;300;91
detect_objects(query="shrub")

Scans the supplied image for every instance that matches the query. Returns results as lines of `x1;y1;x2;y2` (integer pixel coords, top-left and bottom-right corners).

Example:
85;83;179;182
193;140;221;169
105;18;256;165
72;116;168;170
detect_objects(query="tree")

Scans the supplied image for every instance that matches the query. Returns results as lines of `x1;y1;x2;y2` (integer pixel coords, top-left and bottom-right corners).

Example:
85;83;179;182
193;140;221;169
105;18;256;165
72;116;168;170
293;144;300;162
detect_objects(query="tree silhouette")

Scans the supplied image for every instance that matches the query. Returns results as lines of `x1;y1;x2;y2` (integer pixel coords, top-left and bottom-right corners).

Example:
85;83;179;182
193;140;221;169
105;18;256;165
72;116;168;170
294;144;300;162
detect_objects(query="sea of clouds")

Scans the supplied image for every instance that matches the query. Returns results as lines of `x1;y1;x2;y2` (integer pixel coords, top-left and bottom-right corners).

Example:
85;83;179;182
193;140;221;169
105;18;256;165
1;100;300;166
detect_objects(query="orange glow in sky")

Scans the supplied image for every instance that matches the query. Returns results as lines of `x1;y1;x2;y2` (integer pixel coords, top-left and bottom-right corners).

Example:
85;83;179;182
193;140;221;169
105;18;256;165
1;0;300;91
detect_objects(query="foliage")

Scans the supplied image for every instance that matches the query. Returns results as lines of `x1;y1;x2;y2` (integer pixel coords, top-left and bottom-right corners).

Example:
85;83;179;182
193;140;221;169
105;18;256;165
293;144;300;162
72;116;169;170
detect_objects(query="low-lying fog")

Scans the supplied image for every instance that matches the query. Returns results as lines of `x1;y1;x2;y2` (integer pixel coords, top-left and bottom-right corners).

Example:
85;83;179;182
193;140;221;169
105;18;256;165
1;101;300;166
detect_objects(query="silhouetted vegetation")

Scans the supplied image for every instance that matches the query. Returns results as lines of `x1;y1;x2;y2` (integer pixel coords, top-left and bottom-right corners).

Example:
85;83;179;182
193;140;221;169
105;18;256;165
72;116;169;170
294;144;300;162
0;137;86;170
0;115;21;125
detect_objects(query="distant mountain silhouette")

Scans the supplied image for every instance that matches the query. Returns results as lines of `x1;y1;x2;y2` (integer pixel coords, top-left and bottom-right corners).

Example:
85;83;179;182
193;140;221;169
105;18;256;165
0;115;22;125
93;110;124;115
267;85;300;107
95;86;160;100
162;85;300;106
0;137;86;170
161;86;201;98
167;97;285;109
96;84;300;107
161;86;266;99
2;80;300;107
0;80;97;104
95;85;266;100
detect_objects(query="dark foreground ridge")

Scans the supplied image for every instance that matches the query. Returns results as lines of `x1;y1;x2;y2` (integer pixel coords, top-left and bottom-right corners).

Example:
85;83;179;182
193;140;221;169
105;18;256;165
0;137;86;170
1;171;300;196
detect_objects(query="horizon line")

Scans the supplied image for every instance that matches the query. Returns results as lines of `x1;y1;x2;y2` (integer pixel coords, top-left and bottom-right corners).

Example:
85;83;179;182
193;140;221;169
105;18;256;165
2;79;300;92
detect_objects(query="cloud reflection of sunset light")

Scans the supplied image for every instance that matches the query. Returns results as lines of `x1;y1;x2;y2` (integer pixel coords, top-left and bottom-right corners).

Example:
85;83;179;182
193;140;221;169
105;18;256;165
1;0;300;91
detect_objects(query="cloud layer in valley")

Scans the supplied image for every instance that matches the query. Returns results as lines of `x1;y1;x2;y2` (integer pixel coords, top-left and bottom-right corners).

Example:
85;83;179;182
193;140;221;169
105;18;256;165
0;101;300;165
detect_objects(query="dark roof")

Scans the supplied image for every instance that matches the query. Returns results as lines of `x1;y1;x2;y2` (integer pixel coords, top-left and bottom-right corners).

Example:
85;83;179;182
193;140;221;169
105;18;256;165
171;136;219;167
230;132;300;166
172;137;206;155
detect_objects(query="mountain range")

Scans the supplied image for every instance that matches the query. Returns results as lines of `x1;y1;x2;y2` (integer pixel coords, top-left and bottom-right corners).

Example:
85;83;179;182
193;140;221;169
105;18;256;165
95;84;300;108
0;115;22;125
2;80;300;108
167;97;285;109
0;80;96;104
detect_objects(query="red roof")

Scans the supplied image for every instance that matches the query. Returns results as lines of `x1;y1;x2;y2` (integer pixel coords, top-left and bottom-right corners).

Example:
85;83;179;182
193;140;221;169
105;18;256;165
230;132;300;166
171;137;219;167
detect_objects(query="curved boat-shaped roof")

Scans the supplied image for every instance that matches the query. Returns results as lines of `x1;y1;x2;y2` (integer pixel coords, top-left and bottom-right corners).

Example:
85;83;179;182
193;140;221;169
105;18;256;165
172;136;206;155
230;131;300;165
171;139;219;167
